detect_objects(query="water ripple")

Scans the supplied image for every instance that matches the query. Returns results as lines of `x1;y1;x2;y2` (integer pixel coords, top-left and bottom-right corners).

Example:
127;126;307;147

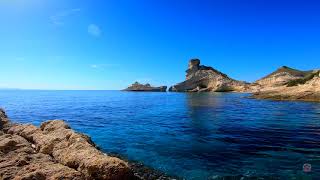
1;90;320;179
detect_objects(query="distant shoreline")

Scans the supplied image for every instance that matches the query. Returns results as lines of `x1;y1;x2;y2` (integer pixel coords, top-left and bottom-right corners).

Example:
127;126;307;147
2;89;319;103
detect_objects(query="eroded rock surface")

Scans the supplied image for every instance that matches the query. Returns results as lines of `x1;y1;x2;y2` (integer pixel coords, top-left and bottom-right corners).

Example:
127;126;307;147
0;109;9;130
169;59;249;92
169;59;319;102
251;67;320;102
124;82;167;92
255;66;313;88
0;109;135;180
252;73;320;102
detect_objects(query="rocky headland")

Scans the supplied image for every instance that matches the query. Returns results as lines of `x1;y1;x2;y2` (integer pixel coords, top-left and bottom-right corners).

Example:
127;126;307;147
251;68;320;102
124;82;167;92
170;59;319;102
254;66;313;88
169;59;250;92
0;109;176;180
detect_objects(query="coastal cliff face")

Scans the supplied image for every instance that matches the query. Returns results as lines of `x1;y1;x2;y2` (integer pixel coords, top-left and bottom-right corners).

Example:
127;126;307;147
255;66;312;88
252;70;320;102
169;59;249;92
124;82;167;92
0;109;135;180
169;58;319;102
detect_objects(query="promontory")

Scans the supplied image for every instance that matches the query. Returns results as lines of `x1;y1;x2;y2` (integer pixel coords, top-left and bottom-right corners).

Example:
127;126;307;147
169;59;250;92
170;58;319;102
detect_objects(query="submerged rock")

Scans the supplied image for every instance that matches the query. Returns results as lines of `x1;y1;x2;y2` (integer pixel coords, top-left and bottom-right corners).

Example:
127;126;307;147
169;59;249;92
0;109;135;180
124;82;167;92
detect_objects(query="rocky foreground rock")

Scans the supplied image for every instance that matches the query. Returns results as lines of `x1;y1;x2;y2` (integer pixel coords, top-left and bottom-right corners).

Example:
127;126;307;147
124;82;167;92
0;109;135;180
169;59;250;92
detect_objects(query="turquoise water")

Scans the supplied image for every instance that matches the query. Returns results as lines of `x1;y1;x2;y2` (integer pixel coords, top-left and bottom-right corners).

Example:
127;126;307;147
0;90;320;179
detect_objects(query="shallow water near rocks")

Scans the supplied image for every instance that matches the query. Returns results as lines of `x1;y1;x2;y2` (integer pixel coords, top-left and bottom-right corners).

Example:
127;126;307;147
0;90;320;179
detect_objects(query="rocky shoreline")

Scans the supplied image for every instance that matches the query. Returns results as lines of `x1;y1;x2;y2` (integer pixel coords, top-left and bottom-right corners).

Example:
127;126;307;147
251;85;320;102
0;109;177;180
122;59;320;102
1;108;310;179
250;67;320;102
108;153;180;180
168;59;319;102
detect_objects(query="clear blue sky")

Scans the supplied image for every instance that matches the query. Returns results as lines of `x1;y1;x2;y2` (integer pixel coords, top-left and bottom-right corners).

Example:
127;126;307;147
0;0;319;90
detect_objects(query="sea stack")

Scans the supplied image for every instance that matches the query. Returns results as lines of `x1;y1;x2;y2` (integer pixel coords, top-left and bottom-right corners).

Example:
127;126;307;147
169;59;249;92
124;82;167;92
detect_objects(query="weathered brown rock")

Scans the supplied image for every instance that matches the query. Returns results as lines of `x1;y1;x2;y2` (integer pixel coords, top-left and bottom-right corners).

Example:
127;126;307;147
169;59;250;92
0;109;136;180
7;120;134;180
124;82;167;92
0;108;9;130
0;133;84;180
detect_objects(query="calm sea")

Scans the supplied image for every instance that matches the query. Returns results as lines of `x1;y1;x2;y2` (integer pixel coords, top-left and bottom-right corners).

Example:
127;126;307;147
1;90;320;179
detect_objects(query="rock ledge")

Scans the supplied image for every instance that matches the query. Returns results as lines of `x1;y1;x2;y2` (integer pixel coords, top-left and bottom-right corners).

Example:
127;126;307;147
0;108;135;180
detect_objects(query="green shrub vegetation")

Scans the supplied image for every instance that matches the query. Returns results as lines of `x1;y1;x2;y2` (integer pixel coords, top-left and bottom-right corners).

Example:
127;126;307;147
286;71;320;87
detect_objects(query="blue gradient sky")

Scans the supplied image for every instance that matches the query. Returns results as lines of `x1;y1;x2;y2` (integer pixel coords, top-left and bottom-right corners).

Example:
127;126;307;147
0;0;319;90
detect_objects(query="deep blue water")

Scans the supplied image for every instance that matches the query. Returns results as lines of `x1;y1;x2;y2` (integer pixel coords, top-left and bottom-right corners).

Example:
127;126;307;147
1;90;320;179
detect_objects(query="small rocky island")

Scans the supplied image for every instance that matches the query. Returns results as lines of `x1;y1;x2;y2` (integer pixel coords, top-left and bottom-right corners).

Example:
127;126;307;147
124;82;167;92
